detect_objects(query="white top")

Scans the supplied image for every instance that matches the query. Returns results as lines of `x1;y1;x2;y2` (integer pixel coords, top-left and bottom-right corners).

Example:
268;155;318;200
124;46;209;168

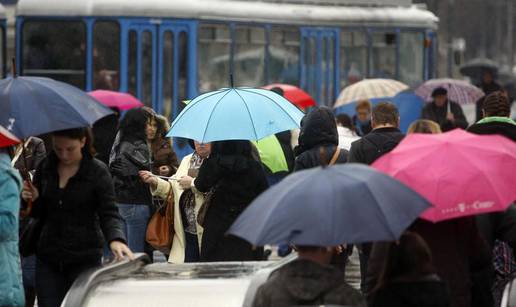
16;0;438;29
337;126;360;151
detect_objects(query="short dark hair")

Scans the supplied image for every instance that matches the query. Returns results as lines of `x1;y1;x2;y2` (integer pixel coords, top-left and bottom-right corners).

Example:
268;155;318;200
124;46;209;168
336;113;354;130
483;91;511;117
431;87;448;97
53;127;95;157
372;102;399;126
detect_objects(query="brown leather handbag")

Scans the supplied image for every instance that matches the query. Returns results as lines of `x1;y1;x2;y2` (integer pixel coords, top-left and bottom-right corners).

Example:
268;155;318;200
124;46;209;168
146;181;175;254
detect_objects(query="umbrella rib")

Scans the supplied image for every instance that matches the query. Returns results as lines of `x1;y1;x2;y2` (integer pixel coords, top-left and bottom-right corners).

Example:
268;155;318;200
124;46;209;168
200;89;233;142
240;88;301;128
234;89;259;140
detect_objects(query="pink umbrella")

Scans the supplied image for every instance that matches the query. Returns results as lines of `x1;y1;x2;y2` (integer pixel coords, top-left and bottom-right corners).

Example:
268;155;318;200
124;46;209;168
89;90;144;110
372;129;516;222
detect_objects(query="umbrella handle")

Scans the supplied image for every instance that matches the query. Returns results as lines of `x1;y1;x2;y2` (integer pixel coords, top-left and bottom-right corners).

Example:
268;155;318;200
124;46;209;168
19;141;34;217
20;199;33;217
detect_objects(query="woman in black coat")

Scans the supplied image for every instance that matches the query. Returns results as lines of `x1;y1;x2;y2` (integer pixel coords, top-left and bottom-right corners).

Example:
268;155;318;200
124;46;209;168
192;140;268;262
22;128;132;307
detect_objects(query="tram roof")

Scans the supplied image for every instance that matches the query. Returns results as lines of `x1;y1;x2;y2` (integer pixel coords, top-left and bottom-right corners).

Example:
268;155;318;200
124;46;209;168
16;0;438;29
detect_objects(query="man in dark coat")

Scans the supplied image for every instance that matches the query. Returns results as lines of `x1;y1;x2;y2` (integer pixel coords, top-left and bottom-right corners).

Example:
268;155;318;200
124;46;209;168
422;87;468;132
348;102;405;291
294;106;348;171
252;246;366;307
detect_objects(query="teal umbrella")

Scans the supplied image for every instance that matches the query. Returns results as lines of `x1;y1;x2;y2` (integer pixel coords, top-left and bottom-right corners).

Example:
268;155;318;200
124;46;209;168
167;87;304;143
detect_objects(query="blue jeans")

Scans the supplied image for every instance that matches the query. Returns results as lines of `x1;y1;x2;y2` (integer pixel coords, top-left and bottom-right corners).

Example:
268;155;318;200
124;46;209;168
117;204;150;253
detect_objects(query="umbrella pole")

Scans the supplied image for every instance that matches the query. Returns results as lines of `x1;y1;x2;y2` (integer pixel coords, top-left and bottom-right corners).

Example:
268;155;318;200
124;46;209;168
19;140;33;217
11;58;17;78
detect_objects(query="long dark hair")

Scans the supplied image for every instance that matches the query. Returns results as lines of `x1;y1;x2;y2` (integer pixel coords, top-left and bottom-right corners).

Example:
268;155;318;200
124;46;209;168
211;140;253;158
53;127;95;157
374;231;435;292
118;107;155;143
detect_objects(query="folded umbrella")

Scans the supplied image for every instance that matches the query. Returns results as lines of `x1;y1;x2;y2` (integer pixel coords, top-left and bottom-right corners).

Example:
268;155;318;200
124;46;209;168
167;87;304;143
0;125;20;148
0;76;113;139
373;129;516;222
228;164;431;246
89;90;144;110
263;83;316;109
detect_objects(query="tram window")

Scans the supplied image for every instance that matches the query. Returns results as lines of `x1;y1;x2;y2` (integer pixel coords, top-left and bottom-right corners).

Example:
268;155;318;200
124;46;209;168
0;27;3;77
321;38;327;105
178;32;188;115
399;32;424;87
198;24;230;92
370;32;397;79
327;38;334;106
268;27;300;86
234;26;265;87
22;21;86;88
340;31;367;88
128;31;137;97
141;31;153;107
93;21;120;90
162;31;174;120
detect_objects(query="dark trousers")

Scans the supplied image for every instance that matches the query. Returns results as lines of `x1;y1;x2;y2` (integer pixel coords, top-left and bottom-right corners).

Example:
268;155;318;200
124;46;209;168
36;258;100;307
358;243;373;293
184;232;200;262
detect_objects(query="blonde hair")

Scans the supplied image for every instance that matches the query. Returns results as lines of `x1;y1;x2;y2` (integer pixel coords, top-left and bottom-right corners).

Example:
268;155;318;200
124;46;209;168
407;120;442;134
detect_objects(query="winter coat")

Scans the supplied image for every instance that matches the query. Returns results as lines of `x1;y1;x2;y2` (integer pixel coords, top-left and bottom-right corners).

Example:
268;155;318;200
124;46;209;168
294;107;348;171
151;138;179;177
370;275;450;307
152;154;205;263
353;115;373;136
252;259;366;307
32;153;126;267
0;152;24;307
12;137;46;177
275;130;295;172
421;100;468;132
194;154;268;262
467;116;516;141
110;139;152;205
348;127;404;165
475;204;516;253
337;126;361;151
366;218;493;307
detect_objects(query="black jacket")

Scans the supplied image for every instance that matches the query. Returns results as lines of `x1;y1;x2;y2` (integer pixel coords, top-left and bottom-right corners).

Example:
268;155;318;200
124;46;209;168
468;120;516;141
252;259;366;307
110;139;152;205
32;153;126;267
294;107;348;171
348;127;404;165
475;82;502;122
92;114;119;165
370;276;451;307
475;205;516;254
195;154;269;262
421;100;468;132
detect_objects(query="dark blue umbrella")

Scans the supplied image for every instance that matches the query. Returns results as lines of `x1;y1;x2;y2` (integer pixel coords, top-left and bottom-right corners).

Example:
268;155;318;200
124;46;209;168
0;76;113;139
228;164;431;246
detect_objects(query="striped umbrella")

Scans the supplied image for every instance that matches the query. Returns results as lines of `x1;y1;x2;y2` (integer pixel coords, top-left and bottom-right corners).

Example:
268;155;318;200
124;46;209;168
334;78;409;107
415;78;484;105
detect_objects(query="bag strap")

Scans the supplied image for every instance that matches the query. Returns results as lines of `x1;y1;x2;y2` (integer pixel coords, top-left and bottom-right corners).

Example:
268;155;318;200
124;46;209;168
329;147;341;166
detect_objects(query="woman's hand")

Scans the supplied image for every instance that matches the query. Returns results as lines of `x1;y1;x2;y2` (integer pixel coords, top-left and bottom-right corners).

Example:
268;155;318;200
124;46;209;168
109;241;134;261
139;171;158;190
21;181;39;202
179;176;193;190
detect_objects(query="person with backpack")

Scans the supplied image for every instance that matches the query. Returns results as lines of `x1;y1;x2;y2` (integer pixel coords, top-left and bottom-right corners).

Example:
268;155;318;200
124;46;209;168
348;102;405;292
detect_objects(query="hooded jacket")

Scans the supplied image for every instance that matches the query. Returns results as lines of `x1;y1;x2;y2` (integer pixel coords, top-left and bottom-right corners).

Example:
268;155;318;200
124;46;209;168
294;107;348;171
468;116;516;141
252;259;366;307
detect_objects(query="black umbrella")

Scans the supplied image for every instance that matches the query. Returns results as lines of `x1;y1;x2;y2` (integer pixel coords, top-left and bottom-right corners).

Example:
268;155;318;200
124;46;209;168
460;57;499;81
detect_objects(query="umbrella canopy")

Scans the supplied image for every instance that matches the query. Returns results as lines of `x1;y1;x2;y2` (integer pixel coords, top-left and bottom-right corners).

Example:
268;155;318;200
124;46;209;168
167;87;304;143
334;78;409;107
228;164;431;246
88;90;144;110
373;129;516;223
0;76;113;139
460;57;499;80
0;125;20;148
262;83;316;109
415;78;484;105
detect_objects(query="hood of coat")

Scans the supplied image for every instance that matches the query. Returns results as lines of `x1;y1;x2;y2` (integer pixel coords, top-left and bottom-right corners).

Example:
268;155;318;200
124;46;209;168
468;119;516;141
277;259;344;302
296;107;338;155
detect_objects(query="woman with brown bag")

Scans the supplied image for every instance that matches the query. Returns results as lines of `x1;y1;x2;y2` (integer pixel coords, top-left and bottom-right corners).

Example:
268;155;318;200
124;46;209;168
140;140;211;263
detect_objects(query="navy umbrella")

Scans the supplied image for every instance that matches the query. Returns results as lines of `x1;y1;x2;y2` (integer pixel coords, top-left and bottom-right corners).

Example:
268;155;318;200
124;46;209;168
0;76;113;139
228;164;431;246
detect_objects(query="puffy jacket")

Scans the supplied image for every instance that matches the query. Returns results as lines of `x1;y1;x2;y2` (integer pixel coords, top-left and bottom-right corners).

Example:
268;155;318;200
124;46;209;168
294;107;348;171
32;153;126;267
0;152;24;307
348;127;404;165
110;139;152;205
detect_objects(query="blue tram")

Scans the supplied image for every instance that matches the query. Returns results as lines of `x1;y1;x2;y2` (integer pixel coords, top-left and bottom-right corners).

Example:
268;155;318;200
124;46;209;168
15;0;438;120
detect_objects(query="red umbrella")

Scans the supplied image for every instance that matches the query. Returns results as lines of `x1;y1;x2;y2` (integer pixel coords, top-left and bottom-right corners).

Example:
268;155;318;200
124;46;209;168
0;125;20;148
263;83;316;109
89;90;144;110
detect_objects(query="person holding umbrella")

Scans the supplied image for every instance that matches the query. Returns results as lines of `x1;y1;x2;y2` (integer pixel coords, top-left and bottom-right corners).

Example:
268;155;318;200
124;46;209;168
21;128;133;307
421;87;468;132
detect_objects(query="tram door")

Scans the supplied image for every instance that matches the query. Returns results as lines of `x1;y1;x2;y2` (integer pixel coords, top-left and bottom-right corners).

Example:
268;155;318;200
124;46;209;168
300;28;339;107
126;21;195;120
